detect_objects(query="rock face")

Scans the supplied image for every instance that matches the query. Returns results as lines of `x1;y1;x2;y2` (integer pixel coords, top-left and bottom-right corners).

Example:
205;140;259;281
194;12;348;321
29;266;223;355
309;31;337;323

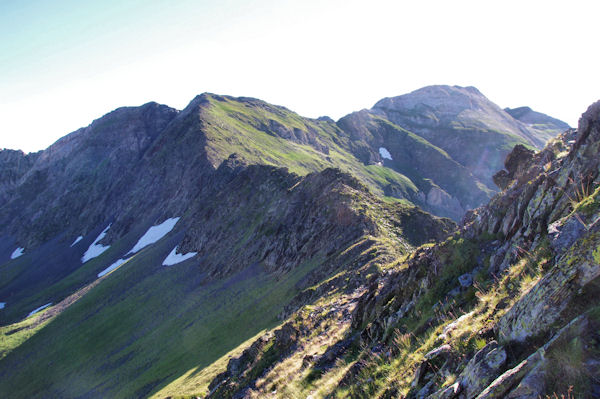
0;149;39;203
492;144;535;190
0;102;180;247
458;341;507;398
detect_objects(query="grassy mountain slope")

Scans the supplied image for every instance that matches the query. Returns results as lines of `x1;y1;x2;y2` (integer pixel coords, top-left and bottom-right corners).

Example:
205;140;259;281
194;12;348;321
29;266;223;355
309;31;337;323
194;94;420;202
0;164;454;398
0;92;426;340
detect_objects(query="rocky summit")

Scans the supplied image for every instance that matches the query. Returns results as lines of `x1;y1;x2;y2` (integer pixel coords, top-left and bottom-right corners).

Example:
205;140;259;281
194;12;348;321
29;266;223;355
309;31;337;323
1;86;594;399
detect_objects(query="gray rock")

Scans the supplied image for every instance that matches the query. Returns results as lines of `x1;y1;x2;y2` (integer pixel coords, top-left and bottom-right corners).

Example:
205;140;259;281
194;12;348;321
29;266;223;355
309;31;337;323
548;216;587;253
459;341;507;398
416;380;435;399
497;232;600;343
474;352;541;399
485;347;507;370
430;382;461;399
478;314;593;399
458;273;473;287
425;344;453;361
506;363;546;398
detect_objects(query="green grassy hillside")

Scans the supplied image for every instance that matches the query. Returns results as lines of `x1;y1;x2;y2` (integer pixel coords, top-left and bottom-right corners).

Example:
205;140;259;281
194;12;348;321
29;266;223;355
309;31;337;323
197;94;420;201
0;235;319;397
0;165;454;398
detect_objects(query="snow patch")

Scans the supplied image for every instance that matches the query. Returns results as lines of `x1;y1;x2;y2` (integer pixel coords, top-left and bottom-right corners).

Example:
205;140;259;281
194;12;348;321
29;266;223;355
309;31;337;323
379;147;393;160
10;247;24;259
0;302;5;310
27;303;52;318
82;224;112;263
70;236;83;247
97;258;128;278
127;217;180;255
162;246;197;266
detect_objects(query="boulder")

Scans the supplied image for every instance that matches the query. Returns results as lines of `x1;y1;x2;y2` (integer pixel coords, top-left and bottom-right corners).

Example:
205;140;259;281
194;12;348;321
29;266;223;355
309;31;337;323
548;216;587;253
459;341;507;398
430;382;461;399
458;273;473;288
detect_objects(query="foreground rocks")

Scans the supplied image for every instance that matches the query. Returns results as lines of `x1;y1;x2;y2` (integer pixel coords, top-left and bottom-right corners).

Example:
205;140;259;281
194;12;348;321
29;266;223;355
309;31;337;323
342;100;600;398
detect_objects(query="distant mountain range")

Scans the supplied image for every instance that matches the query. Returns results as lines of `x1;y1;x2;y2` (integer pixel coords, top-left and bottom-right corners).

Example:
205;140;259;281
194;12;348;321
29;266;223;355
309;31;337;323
0;86;568;246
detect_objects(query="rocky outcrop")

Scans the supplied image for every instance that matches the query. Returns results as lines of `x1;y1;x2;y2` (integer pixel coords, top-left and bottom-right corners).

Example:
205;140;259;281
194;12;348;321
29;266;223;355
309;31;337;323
208;322;301;398
458;341;507;398
492;144;534;190
342;100;600;398
0;149;39;203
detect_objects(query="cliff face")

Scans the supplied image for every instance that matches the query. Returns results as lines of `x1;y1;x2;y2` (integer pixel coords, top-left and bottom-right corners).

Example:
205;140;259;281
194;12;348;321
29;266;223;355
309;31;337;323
0;149;39;203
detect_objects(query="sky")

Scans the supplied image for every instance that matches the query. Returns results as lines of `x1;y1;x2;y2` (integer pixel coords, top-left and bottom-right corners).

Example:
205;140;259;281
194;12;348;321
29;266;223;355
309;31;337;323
1;0;598;152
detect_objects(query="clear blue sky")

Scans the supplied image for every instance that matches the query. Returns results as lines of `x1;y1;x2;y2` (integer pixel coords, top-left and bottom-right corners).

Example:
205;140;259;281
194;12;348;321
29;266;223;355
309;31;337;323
1;0;598;152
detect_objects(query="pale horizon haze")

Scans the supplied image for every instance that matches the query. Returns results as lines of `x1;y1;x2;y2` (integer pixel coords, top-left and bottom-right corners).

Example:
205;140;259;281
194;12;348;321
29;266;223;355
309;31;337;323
1;0;598;152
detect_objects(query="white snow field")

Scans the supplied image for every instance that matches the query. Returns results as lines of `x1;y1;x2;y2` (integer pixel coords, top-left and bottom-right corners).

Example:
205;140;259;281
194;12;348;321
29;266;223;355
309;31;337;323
70;236;83;247
162;246;197;266
27;303;52;318
127;217;180;255
81;224;112;263
379;147;393;160
97;258;128;278
10;247;24;259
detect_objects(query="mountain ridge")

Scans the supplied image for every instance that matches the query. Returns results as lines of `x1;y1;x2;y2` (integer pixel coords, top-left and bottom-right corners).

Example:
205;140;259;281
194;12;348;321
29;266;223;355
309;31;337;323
0;85;582;399
1;85;569;231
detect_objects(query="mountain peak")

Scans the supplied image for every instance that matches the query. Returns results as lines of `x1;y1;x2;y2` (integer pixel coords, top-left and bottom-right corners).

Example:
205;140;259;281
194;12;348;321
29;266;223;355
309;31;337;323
372;85;492;116
505;105;571;131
